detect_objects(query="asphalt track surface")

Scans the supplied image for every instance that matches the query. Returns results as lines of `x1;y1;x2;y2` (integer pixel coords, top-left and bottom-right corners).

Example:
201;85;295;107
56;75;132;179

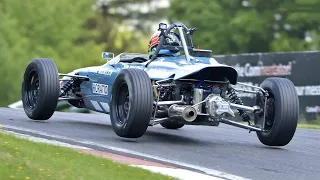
0;108;319;180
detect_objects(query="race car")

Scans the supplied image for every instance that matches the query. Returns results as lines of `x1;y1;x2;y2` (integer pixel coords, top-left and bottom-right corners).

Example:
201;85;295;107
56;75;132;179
21;22;299;146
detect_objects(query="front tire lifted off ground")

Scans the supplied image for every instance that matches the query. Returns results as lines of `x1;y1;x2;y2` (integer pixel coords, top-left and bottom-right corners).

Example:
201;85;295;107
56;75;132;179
255;77;299;146
110;68;153;138
22;58;60;120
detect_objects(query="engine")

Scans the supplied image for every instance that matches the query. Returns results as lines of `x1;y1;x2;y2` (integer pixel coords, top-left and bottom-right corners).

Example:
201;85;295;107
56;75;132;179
154;80;235;123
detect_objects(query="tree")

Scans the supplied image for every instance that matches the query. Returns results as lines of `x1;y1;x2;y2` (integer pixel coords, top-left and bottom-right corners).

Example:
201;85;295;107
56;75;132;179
90;0;169;54
0;0;165;106
0;0;103;106
168;0;320;54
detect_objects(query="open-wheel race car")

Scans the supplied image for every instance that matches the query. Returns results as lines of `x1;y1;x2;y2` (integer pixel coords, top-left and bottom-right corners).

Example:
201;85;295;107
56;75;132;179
22;22;299;146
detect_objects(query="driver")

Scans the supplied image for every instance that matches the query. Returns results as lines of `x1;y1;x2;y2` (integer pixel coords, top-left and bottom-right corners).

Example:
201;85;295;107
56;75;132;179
148;31;181;59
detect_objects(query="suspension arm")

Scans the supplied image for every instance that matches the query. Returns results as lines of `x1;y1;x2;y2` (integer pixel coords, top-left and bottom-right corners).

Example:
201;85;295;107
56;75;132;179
219;118;264;132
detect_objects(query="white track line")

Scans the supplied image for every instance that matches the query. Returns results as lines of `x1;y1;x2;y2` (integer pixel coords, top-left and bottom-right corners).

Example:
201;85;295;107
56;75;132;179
7;100;23;109
132;165;225;180
1;130;91;150
0;124;249;180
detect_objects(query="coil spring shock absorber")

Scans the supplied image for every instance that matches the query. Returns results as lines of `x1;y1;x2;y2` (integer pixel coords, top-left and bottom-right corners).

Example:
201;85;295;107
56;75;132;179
60;81;73;96
227;84;250;122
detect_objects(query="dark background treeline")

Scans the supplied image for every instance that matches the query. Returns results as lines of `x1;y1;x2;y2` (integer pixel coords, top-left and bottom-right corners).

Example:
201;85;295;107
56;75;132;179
1;0;319;111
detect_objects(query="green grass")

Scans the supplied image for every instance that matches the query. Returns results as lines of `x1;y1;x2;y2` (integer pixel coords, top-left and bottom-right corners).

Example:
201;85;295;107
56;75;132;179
0;132;175;180
297;119;320;130
297;123;320;130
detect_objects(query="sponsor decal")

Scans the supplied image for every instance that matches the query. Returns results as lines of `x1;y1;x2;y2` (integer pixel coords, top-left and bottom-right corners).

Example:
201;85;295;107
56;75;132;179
129;65;145;69
92;83;108;95
97;70;112;75
295;85;320;96
233;61;293;77
218;104;230;112
122;64;145;70
305;106;320;113
147;68;169;74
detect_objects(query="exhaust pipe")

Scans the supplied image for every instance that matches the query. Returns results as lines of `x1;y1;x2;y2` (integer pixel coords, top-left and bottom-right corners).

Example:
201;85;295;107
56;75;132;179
168;105;197;122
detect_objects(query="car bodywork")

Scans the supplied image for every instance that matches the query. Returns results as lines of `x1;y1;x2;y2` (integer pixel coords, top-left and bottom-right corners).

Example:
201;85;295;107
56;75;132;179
62;54;238;115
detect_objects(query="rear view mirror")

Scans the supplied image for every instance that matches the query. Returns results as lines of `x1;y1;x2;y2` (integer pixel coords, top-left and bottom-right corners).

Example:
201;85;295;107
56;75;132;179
102;52;114;60
158;23;167;31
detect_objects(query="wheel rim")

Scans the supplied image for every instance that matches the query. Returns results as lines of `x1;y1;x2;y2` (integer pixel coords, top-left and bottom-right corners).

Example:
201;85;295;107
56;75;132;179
25;70;40;110
115;82;130;125
264;93;275;131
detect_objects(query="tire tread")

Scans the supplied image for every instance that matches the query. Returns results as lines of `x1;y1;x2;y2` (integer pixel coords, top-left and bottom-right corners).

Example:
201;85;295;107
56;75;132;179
256;77;299;146
110;68;153;138
22;58;60;120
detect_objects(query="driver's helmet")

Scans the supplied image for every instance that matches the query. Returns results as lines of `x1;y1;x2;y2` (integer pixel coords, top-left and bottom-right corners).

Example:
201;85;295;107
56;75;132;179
148;31;181;58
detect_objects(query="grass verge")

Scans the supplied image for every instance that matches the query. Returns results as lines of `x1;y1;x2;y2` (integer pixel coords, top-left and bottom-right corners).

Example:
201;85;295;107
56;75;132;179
0;132;175;180
297;123;320;130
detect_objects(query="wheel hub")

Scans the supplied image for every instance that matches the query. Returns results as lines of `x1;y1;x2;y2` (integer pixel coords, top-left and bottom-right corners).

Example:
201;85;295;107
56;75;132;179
265;97;275;130
123;93;130;117
115;83;130;125
25;70;40;110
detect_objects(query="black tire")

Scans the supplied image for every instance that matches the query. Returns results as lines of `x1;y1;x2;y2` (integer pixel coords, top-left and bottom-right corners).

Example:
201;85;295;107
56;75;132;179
255;77;299;146
110;68;153;138
160;121;184;129
22;58;60;120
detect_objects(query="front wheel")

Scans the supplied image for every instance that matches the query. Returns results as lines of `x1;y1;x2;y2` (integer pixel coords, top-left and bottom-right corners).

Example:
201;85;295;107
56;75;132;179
22;58;60;120
110;68;153;138
255;77;299;146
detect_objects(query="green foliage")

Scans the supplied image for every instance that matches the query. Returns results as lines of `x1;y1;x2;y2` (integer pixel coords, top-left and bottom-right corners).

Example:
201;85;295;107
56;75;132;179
168;0;320;54
0;0;160;106
0;0;101;106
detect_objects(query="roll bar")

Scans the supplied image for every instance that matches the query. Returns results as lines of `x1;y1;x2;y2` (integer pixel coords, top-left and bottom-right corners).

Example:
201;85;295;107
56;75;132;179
145;22;197;67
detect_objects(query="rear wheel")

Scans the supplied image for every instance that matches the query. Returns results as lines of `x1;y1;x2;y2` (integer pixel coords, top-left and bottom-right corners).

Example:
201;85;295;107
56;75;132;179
22;58;60;120
255;78;299;146
110;68;153;138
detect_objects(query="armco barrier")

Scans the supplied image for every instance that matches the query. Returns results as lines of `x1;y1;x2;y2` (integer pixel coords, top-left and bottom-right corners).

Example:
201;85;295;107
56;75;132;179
214;51;320;121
